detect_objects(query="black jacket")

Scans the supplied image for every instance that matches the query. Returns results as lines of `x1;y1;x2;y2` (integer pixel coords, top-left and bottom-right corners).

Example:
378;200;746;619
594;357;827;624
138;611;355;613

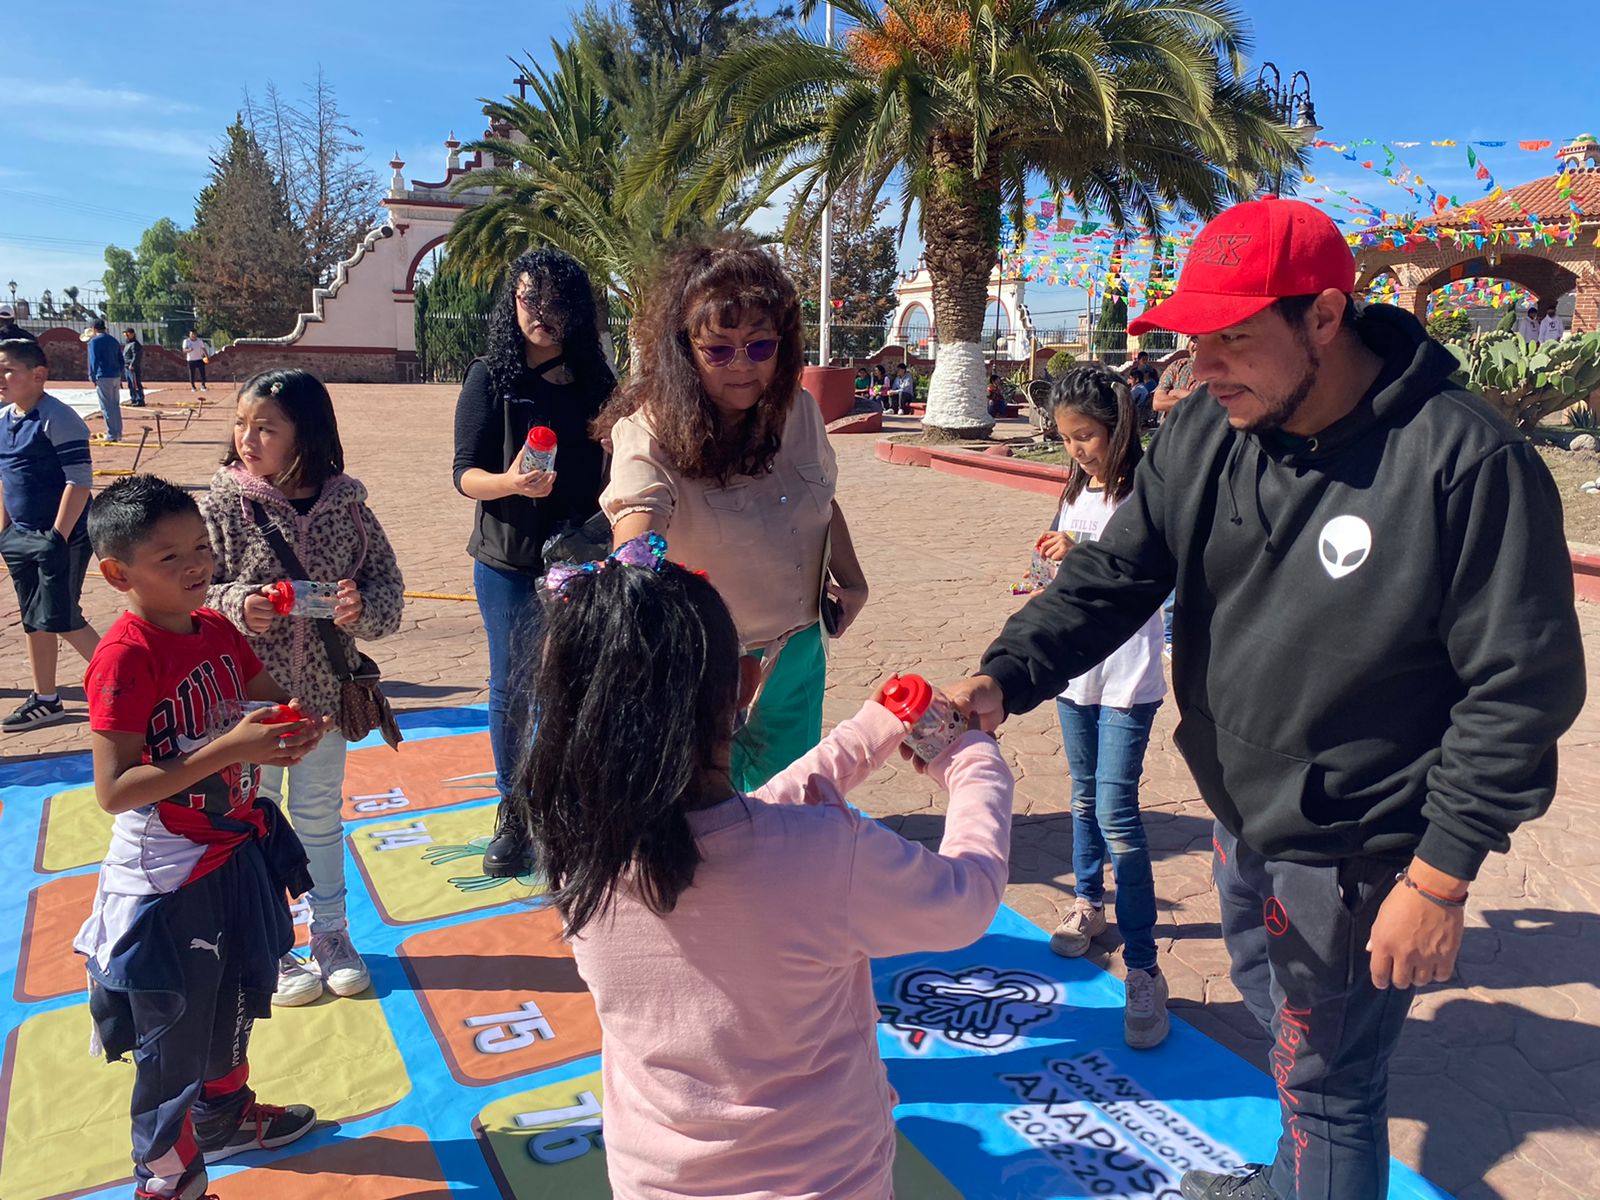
122;338;143;369
981;305;1585;879
0;321;33;342
452;356;609;576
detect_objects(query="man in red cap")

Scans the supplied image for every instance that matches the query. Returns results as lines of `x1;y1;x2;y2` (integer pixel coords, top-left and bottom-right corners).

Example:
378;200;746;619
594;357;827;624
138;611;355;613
939;197;1584;1199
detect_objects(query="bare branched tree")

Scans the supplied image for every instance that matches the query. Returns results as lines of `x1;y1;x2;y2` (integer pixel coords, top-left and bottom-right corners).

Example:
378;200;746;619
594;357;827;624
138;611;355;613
243;69;384;286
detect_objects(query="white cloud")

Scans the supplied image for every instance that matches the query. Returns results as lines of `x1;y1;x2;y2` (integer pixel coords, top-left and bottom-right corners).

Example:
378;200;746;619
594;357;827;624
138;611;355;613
30;120;216;165
0;77;198;116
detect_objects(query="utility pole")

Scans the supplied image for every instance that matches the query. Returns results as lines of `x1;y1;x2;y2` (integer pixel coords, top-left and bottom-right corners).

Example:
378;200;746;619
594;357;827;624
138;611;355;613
818;3;835;366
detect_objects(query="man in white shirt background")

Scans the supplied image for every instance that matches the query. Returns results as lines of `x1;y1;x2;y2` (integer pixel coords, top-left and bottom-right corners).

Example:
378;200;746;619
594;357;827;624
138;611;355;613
1538;305;1565;343
1515;303;1539;341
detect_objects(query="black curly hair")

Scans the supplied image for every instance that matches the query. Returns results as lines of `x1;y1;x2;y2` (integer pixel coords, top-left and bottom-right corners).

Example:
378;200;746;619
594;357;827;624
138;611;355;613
484;248;615;409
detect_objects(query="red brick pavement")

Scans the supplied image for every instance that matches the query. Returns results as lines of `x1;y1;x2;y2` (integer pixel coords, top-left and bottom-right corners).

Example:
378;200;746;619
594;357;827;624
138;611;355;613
3;387;1595;1199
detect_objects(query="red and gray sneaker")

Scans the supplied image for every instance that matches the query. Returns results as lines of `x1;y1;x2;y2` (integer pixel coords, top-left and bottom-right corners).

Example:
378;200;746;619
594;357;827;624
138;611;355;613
195;1096;317;1163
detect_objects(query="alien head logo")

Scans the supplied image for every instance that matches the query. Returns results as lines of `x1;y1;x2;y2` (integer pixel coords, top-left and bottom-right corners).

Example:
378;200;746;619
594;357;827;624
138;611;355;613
1318;515;1372;580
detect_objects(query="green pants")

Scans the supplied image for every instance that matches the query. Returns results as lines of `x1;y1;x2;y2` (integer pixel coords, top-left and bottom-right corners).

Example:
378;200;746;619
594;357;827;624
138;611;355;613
731;621;826;792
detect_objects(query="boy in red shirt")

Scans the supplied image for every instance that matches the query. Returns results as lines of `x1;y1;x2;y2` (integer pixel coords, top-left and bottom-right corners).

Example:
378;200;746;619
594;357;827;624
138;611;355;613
76;475;328;1200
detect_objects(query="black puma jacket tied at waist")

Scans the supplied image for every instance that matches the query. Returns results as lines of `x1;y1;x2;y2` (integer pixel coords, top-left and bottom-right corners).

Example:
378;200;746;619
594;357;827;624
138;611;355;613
980;304;1585;879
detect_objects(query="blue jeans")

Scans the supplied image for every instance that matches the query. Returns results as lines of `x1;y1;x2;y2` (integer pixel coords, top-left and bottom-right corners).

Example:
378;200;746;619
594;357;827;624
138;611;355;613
1057;698;1161;970
474;559;543;802
1162;590;1175;647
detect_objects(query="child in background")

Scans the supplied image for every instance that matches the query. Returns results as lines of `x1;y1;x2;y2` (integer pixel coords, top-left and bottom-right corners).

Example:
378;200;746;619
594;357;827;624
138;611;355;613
0;337;100;731
76;474;325;1200
1036;364;1170;1049
204;369;405;1006
521;535;1014;1200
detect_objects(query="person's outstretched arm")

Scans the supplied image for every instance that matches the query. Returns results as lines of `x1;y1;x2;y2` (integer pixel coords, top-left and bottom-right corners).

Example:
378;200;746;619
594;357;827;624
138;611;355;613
846;732;1014;955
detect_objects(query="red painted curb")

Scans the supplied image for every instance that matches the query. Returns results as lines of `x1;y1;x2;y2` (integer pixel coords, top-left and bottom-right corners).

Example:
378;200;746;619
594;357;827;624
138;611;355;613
827;411;883;435
1575;554;1600;604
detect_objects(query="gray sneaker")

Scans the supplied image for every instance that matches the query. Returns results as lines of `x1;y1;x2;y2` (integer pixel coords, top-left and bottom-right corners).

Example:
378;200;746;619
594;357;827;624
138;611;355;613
311;929;371;997
1049;898;1108;958
1124;965;1170;1049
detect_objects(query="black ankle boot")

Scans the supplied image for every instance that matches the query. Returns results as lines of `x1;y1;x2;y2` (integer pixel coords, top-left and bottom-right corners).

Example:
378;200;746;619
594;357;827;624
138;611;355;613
482;798;534;878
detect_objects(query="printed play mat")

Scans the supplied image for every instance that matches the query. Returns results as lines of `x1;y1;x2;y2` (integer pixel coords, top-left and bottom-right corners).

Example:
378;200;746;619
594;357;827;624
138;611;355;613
0;708;1454;1199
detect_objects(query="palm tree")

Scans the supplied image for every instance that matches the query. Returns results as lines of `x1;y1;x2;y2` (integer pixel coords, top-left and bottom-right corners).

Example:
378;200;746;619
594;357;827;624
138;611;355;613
448;36;774;327
648;0;1303;435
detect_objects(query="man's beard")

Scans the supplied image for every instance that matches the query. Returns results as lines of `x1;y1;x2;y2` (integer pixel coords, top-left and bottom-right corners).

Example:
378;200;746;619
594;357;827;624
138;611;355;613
1240;339;1320;434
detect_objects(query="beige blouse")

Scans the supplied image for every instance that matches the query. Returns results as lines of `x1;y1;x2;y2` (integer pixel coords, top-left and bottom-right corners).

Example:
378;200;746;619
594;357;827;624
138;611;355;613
601;391;838;645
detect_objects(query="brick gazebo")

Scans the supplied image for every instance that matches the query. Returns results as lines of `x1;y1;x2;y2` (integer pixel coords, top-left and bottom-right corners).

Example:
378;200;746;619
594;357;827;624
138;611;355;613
1354;133;1600;333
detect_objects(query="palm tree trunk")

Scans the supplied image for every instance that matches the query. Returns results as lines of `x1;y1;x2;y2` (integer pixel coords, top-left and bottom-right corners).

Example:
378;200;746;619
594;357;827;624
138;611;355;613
921;131;1002;437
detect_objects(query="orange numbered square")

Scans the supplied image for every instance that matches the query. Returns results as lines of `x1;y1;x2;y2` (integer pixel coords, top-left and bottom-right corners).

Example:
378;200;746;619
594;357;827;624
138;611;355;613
400;906;600;1086
16;872;97;1001
342;731;497;820
208;1125;446;1198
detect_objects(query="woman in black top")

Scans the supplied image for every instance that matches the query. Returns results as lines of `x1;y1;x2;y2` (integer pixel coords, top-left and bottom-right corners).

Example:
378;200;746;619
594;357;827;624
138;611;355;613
452;248;614;875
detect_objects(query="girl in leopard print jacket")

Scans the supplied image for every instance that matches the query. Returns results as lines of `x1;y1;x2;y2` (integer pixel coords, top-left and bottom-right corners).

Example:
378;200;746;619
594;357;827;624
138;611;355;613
203;369;404;1008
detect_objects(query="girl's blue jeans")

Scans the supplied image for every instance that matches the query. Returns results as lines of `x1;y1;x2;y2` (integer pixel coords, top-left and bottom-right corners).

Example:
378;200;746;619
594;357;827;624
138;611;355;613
474;559;544;802
1056;698;1162;971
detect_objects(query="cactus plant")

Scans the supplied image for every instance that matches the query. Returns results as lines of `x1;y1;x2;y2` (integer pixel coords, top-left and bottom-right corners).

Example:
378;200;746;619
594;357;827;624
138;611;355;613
1445;329;1600;435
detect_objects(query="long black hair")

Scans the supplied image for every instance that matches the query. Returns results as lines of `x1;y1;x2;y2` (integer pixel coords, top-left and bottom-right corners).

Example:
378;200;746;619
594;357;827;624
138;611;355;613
515;560;742;937
224;368;345;493
484;247;615;409
1051;364;1142;505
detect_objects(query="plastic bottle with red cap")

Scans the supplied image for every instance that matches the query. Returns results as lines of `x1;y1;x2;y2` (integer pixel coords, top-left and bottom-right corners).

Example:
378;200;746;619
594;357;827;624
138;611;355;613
263;579;340;620
520;425;558;474
880;673;968;764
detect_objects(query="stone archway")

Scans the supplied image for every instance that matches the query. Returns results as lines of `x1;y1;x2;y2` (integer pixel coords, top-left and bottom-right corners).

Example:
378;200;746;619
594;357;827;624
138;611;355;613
1414;255;1578;320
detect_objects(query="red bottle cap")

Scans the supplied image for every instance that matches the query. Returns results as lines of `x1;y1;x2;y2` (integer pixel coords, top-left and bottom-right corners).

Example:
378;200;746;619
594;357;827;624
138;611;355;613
526;426;558;452
880;673;933;724
259;703;303;725
264;581;295;615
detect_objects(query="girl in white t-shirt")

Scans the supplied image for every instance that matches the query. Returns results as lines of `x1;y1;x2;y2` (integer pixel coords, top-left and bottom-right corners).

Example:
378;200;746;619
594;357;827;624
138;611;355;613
1035;363;1170;1050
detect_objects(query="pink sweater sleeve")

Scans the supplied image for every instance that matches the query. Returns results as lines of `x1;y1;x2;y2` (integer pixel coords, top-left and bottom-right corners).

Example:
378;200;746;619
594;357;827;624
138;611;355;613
752;701;907;806
845;732;1015;957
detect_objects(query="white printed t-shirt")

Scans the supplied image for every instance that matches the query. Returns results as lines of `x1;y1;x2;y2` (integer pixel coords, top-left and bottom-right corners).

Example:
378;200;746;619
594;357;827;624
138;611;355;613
1054;486;1167;708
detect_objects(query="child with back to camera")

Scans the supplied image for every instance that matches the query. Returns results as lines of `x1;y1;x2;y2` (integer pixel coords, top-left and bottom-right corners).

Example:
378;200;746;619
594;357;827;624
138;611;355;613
520;532;1015;1199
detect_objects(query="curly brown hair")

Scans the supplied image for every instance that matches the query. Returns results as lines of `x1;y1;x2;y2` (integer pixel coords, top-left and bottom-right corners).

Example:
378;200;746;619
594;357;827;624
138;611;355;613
595;234;804;482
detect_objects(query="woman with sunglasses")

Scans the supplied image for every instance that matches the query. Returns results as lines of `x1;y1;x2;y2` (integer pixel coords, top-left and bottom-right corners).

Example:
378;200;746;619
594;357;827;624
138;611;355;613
598;234;869;791
452;247;615;877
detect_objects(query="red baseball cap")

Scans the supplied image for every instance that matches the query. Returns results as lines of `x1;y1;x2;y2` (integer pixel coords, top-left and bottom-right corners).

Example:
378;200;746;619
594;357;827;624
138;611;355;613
1128;197;1356;336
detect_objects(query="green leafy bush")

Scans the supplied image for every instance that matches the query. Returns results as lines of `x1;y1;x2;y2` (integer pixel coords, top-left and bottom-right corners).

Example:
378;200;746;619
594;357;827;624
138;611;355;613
1047;350;1076;379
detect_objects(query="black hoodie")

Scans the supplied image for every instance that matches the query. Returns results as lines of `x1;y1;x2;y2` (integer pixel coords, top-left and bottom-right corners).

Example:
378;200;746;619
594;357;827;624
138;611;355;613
980;305;1585;880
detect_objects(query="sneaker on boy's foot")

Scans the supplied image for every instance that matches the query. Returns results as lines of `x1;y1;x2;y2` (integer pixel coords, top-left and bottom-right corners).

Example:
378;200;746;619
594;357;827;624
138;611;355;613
1049;898;1108;958
1180;1165;1278;1199
195;1096;316;1163
2;693;67;733
272;953;323;1007
1123;966;1170;1049
311;930;371;997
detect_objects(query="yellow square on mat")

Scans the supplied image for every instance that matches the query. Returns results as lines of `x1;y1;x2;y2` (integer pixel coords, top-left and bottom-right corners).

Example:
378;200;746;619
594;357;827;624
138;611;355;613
350;802;546;925
0;994;409;1200
37;785;113;873
475;1072;961;1200
477;1069;610;1199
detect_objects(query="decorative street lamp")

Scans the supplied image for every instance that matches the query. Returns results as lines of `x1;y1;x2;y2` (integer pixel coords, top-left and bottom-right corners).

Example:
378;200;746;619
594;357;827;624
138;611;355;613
1254;63;1322;197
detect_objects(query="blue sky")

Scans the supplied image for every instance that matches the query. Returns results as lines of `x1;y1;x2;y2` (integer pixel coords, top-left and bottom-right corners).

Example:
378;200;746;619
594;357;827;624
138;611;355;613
3;1;1598;322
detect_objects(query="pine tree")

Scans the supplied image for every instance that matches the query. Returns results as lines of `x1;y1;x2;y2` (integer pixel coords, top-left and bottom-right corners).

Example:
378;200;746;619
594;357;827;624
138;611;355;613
184;117;314;338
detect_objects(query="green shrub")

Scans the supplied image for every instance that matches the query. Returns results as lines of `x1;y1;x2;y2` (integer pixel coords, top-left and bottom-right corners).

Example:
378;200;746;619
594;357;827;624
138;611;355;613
1427;310;1473;344
1047;350;1076;379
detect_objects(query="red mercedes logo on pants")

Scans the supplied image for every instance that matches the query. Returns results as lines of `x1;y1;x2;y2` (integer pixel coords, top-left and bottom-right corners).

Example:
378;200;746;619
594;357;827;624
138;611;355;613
1264;897;1290;937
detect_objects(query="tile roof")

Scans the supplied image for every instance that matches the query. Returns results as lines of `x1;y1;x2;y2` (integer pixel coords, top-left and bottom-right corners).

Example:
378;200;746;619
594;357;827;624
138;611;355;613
1418;171;1600;230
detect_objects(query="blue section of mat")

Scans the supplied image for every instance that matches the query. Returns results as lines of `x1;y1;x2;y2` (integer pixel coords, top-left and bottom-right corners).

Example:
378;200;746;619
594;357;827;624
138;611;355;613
0;707;1452;1199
